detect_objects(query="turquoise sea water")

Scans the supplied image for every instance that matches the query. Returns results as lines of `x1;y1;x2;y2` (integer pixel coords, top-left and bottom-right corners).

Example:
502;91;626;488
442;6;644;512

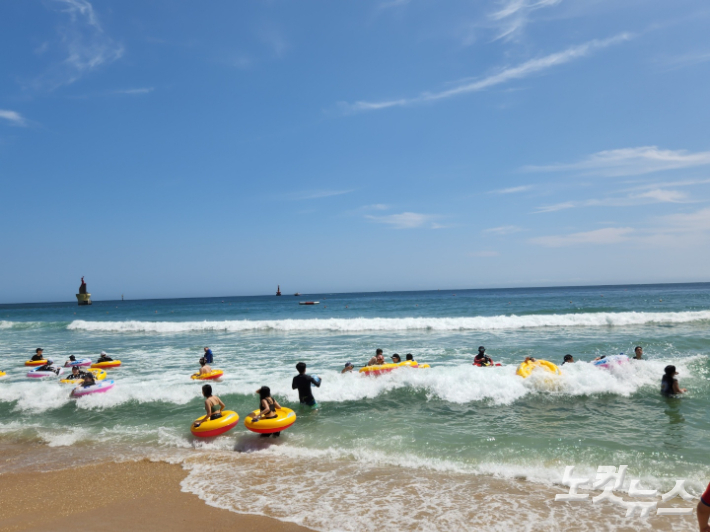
1;284;709;530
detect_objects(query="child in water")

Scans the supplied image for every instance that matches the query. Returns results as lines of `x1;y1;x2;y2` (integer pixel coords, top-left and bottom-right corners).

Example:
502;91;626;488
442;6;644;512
661;365;686;396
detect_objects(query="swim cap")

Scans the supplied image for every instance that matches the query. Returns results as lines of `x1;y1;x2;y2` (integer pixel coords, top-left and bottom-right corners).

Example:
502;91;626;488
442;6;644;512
345;362;353;367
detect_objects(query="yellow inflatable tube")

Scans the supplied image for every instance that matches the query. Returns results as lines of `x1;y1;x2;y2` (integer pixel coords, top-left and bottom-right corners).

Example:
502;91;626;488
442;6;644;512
359;360;425;375
244;407;296;434
191;369;224;381
191;410;239;438
516;359;560;378
0;371;6;378
60;368;107;384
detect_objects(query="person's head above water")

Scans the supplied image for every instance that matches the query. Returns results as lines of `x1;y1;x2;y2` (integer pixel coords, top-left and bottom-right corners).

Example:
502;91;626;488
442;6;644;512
376;348;383;355
204;347;210;352
202;384;213;398
199;357;206;366
563;354;574;364
72;366;80;373
100;351;107;356
634;346;643;358
405;353;413;361
296;362;307;374
36;348;43;354
69;355;76;361
391;354;401;363
376;354;385;364
257;386;272;400
478;346;486;355
344;362;353;369
664;365;677;377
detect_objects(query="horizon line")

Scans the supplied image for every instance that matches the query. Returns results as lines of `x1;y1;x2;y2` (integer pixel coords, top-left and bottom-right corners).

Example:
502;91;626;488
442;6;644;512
2;280;710;307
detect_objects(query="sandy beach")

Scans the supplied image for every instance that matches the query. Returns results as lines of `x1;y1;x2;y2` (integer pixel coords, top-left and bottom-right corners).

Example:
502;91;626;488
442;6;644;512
0;459;313;532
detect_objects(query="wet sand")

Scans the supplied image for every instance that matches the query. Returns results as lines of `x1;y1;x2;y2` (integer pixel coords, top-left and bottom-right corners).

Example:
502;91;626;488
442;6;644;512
0;459;313;532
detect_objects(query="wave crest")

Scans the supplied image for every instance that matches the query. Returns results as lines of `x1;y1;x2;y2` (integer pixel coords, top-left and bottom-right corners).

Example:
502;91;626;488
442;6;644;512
65;310;710;333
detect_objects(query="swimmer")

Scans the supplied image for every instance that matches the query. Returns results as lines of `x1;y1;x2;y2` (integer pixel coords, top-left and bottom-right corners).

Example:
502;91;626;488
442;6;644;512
96;351;113;363
248;386;282;438
562;354;574;365
405;354;414;361
632;346;644;360
31;348;44;362
193;384;225;428
203;347;213;364
68;366;87;380
341;362;354;374
474;346;493;367
661;365;686;396
391;354;402;363
80;372;96;388
195;357;212;377
367;349;385;366
292;362;320;407
524;357;536;363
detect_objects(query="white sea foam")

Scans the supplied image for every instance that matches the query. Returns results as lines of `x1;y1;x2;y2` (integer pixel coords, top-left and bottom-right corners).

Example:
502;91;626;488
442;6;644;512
64;310;710;333
177;443;704;532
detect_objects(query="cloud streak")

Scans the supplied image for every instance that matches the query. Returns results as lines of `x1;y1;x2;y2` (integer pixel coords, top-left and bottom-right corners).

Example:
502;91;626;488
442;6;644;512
343;33;631;112
490;185;533;194
0;110;27;126
366;212;441;229
530;227;634;247
490;0;563;42
34;0;124;90
285;189;354;201
525;146;710;177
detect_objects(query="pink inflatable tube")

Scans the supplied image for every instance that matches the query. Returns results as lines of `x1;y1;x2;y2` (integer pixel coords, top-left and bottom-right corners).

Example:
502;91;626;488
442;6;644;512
72;380;115;397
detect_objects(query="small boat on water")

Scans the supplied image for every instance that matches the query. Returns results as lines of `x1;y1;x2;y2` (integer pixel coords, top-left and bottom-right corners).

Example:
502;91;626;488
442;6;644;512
299;301;319;305
294;292;301;296
276;285;282;296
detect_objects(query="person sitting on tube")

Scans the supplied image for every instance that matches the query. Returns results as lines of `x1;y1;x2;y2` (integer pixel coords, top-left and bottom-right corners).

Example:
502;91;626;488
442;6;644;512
561;354;574;365
405;354;414;361
474;346;493;367
248;386;282;438
367;349;385;366
80;372;96;388
31;348;44;361
193;384;225;428
96;351;113;363
196;357;212;376
391;354;402;364
68;366;87;380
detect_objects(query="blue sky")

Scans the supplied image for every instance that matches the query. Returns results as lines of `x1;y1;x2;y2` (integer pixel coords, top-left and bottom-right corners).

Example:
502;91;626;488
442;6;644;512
2;0;710;302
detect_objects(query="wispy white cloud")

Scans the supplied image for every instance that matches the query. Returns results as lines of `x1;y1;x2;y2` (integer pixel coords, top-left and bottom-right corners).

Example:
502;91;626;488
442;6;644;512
0;110;27;126
342;33;630;112
360;204;390;211
366;212;441;229
490;185;533;194
657;208;710;234
655;50;710;71
113;87;154;95
34;0;124;90
534;188;692;213
484;225;523;235
286;189;355;201
530;227;634;247
525;146;710;177
470;250;500;257
490;0;563;42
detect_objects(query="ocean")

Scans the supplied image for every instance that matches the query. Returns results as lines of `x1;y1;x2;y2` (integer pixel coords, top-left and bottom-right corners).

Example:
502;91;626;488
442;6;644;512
1;284;709;531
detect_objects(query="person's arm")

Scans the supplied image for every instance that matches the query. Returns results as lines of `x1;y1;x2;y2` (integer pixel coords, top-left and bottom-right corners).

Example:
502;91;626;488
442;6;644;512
697;499;710;532
311;375;321;388
292;377;298;390
249;400;270;421
217;397;226;411
273;399;282;410
193;400;211;426
673;380;687;394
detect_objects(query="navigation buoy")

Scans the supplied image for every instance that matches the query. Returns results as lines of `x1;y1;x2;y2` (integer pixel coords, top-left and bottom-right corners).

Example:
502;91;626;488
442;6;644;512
76;276;92;306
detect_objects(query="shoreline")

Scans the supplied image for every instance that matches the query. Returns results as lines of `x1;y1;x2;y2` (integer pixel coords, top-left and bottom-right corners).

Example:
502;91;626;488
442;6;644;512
0;458;313;532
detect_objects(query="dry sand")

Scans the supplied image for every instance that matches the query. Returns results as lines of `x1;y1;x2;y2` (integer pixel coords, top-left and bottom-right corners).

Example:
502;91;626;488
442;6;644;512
0;459;313;532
